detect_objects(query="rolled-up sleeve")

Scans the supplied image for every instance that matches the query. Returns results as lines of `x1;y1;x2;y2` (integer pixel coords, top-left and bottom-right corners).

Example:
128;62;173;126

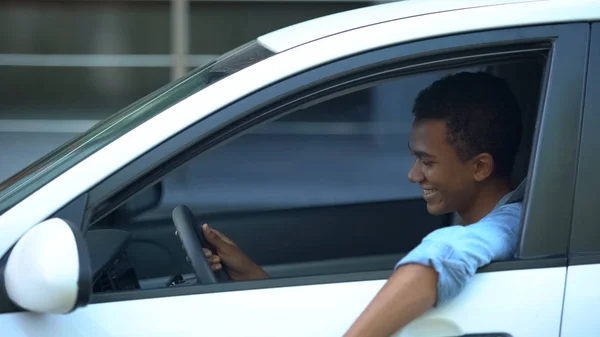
394;203;522;307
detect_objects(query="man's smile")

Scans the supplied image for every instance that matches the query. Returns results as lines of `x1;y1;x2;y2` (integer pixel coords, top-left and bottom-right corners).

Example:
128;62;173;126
422;188;438;199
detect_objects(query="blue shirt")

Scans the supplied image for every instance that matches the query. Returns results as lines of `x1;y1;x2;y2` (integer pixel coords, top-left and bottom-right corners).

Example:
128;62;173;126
394;196;522;307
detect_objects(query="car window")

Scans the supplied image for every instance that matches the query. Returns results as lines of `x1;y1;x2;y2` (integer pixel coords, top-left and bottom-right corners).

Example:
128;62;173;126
88;51;547;293
0;40;274;215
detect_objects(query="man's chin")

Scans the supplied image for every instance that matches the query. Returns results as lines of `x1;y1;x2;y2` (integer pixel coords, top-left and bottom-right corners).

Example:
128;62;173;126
425;202;448;215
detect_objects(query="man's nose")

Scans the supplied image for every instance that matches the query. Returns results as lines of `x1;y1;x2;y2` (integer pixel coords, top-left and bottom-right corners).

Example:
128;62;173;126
408;161;424;183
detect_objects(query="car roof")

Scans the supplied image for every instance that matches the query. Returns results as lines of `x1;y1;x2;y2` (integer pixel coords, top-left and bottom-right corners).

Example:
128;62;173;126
258;0;592;53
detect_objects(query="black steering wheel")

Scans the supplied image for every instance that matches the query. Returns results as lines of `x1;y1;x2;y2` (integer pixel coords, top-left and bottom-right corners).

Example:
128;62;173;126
172;205;231;284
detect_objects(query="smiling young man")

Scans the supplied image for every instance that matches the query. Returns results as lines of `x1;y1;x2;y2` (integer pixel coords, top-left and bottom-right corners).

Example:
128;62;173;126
201;71;524;336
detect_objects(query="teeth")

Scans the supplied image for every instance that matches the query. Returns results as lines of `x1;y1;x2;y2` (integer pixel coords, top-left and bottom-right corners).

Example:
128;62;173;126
423;189;436;196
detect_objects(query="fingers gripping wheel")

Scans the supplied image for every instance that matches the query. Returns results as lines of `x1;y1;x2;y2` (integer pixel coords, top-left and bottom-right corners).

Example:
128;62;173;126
172;205;220;284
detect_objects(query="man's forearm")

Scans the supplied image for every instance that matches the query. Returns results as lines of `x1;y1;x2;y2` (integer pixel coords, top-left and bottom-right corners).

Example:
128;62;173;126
344;264;438;337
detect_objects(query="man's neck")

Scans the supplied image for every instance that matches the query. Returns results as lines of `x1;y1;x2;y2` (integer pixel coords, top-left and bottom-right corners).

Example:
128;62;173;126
459;180;512;225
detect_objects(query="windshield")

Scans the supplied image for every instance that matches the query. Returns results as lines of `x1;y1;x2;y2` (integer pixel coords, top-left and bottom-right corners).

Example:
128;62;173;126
0;40;274;214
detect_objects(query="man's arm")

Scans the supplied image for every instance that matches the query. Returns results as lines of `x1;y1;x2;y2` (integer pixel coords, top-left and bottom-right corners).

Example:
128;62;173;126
344;202;522;337
344;264;438;337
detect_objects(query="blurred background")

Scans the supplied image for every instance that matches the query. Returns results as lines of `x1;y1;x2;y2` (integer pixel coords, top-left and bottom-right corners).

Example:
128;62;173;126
0;0;390;182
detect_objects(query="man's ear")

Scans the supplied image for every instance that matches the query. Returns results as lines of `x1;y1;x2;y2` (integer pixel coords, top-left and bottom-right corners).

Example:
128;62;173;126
472;153;494;182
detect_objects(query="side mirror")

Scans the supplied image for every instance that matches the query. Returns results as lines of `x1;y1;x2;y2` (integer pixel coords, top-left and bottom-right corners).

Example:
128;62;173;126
1;218;92;314
113;182;162;221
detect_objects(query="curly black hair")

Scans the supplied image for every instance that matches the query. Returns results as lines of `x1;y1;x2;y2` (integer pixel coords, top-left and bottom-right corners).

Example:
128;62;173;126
413;71;522;179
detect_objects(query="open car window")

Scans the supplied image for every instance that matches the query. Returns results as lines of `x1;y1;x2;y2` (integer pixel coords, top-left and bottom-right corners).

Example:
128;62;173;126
87;47;548;293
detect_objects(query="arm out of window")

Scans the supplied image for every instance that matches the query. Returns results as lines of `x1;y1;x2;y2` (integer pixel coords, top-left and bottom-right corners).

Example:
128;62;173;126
344;203;521;337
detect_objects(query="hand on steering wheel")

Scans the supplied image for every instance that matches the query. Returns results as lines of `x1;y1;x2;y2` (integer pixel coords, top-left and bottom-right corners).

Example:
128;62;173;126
201;224;269;281
172;205;231;284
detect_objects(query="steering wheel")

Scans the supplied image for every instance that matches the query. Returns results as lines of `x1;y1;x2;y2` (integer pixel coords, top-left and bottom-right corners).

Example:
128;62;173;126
172;205;231;284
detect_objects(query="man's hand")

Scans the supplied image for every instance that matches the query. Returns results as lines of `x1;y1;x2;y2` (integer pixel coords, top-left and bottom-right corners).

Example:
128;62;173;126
344;264;438;337
202;224;269;281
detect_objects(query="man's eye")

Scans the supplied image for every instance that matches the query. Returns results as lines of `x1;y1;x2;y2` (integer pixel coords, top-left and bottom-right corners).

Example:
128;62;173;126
422;161;433;167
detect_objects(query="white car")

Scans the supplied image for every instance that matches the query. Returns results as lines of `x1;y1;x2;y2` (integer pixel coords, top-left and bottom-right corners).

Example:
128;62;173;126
1;0;599;336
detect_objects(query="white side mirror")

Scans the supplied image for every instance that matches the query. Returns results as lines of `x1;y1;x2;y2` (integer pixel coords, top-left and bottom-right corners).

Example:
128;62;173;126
2;218;92;314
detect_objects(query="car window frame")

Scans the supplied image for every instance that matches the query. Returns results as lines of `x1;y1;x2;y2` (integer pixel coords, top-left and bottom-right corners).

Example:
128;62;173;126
63;23;588;304
513;23;589;260
568;22;600;264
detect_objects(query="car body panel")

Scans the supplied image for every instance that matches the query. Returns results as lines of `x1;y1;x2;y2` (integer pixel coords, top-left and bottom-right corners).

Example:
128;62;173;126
561;265;600;337
0;268;566;337
258;0;595;53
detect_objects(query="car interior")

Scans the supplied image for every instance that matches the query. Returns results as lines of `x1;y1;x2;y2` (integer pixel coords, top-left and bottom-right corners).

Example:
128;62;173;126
85;52;546;294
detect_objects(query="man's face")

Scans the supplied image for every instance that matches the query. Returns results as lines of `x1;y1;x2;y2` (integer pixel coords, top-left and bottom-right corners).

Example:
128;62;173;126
408;119;478;215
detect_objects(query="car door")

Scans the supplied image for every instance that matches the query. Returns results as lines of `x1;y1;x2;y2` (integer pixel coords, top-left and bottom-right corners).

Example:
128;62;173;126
560;22;600;337
0;15;590;337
